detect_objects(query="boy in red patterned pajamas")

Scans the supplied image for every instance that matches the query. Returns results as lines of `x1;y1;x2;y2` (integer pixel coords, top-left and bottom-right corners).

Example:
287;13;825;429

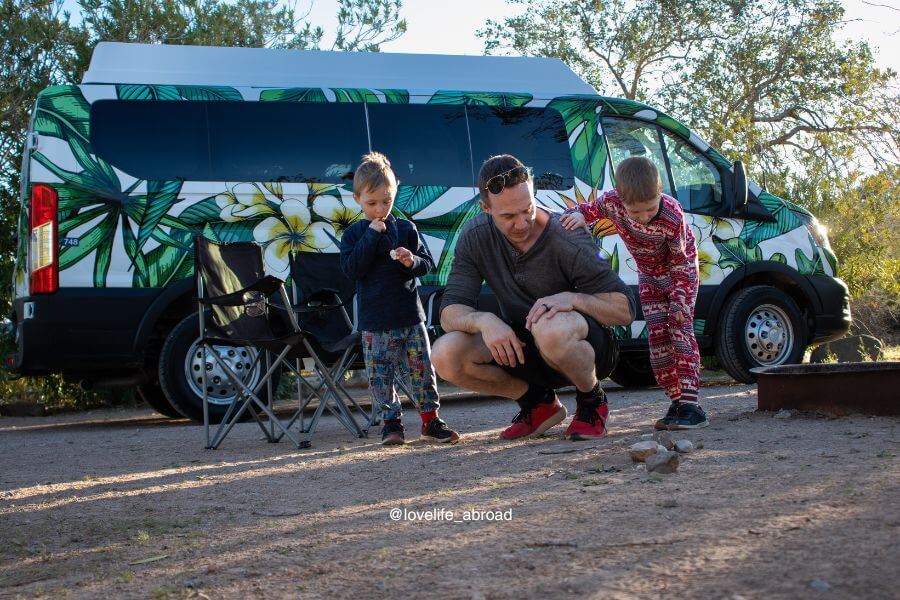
561;156;709;430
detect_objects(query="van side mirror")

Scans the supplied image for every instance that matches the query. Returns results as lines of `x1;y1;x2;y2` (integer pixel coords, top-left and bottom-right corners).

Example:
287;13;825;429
733;160;748;210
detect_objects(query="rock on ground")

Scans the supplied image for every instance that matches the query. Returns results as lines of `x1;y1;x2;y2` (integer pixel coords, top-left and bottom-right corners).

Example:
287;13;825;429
809;334;883;363
646;450;680;474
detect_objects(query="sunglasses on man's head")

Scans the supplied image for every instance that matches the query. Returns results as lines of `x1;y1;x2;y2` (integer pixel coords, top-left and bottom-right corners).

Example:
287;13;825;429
485;166;533;195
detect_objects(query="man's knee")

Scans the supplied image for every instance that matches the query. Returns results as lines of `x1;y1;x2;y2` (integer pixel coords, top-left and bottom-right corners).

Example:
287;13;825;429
532;312;588;356
431;331;472;379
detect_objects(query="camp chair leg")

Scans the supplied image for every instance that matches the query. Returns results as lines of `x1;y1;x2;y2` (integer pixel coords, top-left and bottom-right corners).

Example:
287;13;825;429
266;352;276;442
202;344;211;449
205;348;273;448
207;346;304;449
273;345;368;443
302;346;365;439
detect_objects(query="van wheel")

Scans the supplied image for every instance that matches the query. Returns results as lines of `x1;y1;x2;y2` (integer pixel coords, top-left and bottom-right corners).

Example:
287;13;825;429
158;314;281;424
138;380;183;419
609;352;657;388
716;286;806;383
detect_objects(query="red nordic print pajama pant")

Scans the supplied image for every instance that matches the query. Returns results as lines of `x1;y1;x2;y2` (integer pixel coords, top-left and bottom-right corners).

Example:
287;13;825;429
639;271;700;402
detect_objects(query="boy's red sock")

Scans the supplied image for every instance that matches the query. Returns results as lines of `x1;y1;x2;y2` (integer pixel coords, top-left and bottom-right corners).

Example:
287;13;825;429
420;410;438;425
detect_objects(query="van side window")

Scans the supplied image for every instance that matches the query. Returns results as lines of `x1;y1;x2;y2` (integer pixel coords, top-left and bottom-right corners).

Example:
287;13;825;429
660;129;722;214
602;117;673;197
90;101;369;183
367;104;471;187
207;102;368;183
91;100;211;180
468;106;574;190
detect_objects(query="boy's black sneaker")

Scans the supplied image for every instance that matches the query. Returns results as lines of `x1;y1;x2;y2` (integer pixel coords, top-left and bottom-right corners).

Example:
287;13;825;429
668;403;709;430
381;418;406;445
654;401;680;430
421;418;460;444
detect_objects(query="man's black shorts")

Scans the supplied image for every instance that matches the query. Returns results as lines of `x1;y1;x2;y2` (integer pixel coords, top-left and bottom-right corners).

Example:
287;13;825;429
496;311;619;390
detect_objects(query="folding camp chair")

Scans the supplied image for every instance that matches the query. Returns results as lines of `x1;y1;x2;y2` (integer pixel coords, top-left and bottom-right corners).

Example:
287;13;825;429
194;237;363;449
278;250;380;441
291;252;426;436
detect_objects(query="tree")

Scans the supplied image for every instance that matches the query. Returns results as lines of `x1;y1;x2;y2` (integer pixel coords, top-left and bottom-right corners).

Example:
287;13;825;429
481;0;716;101
479;0;898;178
76;0;406;53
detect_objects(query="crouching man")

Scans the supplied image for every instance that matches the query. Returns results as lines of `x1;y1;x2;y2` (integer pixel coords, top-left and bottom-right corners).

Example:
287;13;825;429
432;154;635;440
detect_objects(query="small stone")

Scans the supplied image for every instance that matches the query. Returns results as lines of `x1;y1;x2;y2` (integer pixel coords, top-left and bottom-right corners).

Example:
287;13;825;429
809;579;830;592
674;439;694;453
629;440;660;462
659;498;678;508
654;431;675;450
646;450;680;474
640;433;654;440
774;409;793;419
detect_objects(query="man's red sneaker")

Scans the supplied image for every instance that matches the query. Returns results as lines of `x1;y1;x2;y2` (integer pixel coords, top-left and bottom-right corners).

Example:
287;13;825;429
500;396;567;440
565;396;609;440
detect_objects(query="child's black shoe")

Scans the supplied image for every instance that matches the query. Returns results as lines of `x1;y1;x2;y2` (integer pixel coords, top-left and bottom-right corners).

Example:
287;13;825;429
668;403;709;430
381;418;406;445
654;400;680;430
421;418;460;444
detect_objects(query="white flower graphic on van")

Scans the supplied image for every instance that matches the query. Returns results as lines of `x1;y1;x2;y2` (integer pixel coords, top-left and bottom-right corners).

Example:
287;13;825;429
216;183;277;222
311;195;361;238
253;199;336;273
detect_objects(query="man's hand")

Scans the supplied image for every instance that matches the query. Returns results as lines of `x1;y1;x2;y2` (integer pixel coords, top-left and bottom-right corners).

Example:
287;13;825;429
525;292;576;330
479;314;526;367
391;246;415;268
560;212;587;231
369;218;386;233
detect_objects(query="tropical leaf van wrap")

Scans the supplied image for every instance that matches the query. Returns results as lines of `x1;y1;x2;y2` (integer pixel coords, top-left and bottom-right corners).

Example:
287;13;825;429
17;83;833;341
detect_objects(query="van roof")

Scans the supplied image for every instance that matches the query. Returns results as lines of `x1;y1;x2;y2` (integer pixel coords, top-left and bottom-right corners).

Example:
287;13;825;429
82;42;597;98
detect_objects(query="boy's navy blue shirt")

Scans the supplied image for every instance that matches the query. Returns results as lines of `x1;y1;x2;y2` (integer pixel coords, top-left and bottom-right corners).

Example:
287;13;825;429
340;215;435;332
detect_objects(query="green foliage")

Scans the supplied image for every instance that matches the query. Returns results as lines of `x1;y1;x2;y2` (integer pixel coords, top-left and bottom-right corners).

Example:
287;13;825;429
481;0;898;180
712;235;763;271
811;168;900;298
427;91;534;107
546;97;608;186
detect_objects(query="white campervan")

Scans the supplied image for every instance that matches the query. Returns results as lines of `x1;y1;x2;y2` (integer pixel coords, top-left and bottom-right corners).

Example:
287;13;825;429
9;43;850;421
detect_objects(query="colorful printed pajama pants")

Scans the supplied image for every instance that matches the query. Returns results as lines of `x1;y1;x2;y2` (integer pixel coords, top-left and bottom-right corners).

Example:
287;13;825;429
362;323;440;420
639;272;700;402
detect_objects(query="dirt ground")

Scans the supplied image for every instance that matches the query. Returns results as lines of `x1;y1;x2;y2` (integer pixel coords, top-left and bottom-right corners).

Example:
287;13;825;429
1;381;898;600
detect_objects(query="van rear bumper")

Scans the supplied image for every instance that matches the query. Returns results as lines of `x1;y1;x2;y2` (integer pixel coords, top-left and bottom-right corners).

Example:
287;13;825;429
7;289;162;376
808;275;852;344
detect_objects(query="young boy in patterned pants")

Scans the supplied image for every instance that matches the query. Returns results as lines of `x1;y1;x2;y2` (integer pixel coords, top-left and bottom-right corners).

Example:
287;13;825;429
340;152;460;444
560;156;708;430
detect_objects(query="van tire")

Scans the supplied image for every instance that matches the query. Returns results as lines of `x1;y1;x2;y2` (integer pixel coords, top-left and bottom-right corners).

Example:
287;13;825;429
138;380;183;419
716;285;806;383
158;314;280;424
609;352;658;388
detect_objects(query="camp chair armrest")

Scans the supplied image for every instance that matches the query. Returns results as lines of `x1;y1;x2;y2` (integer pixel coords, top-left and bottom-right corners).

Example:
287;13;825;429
197;275;285;306
292;302;345;314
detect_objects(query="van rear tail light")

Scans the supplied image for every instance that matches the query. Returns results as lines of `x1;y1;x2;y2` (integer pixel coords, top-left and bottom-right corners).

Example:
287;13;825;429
29;184;58;294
